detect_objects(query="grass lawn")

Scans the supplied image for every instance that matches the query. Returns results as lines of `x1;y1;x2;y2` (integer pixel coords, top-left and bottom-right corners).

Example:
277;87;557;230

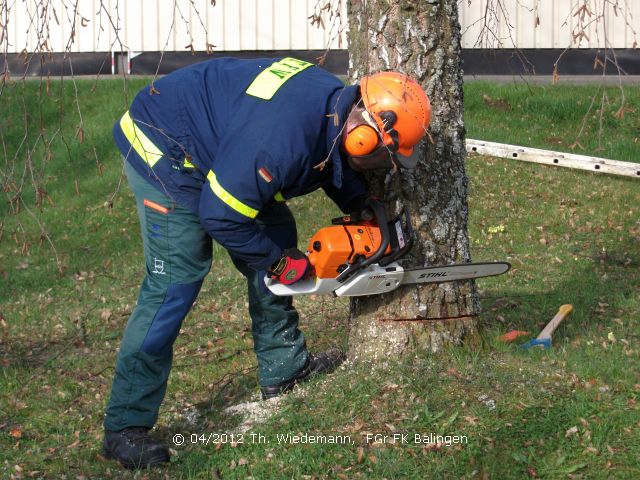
464;80;640;162
0;77;639;479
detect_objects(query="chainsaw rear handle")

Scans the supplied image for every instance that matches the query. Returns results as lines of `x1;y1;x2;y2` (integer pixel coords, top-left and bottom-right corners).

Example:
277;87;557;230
335;197;390;283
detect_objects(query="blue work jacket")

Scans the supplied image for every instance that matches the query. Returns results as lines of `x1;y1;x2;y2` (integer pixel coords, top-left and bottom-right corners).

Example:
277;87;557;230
113;57;366;271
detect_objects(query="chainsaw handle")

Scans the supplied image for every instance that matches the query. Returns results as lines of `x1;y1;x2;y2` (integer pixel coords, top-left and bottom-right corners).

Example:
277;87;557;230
362;198;391;268
379;208;414;267
335;198;390;283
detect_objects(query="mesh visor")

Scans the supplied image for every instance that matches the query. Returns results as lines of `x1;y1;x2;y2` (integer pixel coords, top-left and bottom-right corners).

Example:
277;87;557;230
347;145;396;172
348;144;421;171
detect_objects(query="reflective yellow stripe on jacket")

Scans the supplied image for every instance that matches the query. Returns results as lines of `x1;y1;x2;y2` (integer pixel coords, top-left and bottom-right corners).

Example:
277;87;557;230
120;111;164;167
207;171;259;219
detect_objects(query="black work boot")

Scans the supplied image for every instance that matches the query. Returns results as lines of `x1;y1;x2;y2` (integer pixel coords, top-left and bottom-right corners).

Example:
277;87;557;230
260;348;346;400
103;427;170;469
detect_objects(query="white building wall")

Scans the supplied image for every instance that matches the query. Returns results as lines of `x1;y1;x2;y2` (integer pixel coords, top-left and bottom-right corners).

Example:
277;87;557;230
459;0;639;49
5;0;638;54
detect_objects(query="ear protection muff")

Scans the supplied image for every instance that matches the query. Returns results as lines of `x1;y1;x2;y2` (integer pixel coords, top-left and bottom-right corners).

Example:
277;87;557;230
344;124;379;156
344;108;401;157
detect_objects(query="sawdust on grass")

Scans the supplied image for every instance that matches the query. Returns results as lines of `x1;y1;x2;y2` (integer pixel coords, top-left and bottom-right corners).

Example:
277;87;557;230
224;395;285;434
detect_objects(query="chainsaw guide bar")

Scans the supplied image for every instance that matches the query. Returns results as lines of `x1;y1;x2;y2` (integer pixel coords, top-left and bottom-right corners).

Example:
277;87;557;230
265;261;511;297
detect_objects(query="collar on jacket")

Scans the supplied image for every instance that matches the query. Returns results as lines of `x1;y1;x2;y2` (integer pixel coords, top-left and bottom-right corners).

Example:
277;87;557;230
324;85;359;189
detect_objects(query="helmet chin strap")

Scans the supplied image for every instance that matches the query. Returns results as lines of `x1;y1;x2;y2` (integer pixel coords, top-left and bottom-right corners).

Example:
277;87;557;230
384;162;397;198
384;170;393;195
389;153;401;174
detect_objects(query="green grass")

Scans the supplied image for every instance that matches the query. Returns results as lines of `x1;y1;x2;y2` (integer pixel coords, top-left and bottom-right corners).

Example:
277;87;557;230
1;78;639;478
465;80;640;162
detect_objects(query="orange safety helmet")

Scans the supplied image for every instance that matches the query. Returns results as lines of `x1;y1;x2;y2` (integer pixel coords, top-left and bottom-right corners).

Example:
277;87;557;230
345;72;431;159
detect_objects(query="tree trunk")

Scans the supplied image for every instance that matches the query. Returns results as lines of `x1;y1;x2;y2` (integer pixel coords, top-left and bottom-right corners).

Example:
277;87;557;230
346;0;480;362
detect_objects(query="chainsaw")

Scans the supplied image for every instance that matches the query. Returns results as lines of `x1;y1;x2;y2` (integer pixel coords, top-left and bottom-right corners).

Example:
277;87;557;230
265;199;510;297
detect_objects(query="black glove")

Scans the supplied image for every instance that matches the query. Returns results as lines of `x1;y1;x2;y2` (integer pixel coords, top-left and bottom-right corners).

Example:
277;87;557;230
269;248;310;285
346;195;375;223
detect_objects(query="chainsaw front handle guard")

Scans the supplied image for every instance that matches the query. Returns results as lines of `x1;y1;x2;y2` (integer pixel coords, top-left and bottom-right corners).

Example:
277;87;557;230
335;198;390;283
379;208;414;267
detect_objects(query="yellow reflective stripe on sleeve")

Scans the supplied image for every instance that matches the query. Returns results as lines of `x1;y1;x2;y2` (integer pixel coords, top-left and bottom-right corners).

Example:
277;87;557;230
274;192;285;202
207;171;259;219
119;111;164;167
245;57;314;100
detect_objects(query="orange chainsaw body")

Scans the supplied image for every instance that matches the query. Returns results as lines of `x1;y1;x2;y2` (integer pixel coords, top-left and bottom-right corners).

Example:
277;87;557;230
305;223;391;279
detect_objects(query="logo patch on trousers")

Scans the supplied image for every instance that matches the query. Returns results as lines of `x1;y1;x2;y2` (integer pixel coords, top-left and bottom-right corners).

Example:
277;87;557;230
152;258;167;275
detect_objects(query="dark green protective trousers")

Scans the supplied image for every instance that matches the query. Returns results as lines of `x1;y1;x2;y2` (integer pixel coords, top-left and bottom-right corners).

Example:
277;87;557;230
104;161;308;431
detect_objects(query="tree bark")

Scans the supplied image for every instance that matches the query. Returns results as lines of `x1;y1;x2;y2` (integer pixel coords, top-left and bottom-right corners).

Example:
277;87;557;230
346;0;480;362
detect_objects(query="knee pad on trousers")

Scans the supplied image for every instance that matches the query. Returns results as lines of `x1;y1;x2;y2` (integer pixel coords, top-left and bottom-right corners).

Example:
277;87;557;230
140;280;202;356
